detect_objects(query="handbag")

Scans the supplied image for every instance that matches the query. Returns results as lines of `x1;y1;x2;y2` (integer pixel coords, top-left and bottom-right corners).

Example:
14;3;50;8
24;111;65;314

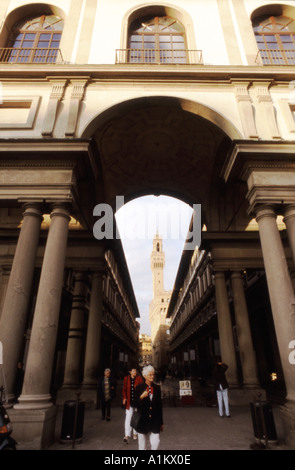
130;408;141;430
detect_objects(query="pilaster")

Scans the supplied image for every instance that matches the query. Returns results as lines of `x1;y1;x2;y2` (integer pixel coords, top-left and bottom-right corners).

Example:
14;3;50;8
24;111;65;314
252;81;281;140
65;78;89;136
42;78;67;136
232;81;258;139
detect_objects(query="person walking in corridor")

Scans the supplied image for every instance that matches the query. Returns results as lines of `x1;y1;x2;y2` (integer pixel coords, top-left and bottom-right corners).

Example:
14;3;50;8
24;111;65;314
213;361;230;417
122;366;143;443
133;365;163;450
98;368;116;421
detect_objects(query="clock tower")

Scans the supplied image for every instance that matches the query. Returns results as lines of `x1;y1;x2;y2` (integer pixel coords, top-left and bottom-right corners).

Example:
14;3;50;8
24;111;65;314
149;232;171;369
150;231;165;298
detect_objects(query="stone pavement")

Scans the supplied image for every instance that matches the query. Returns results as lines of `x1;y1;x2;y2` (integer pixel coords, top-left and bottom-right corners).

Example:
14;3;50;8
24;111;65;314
45;402;288;452
16;379;289;452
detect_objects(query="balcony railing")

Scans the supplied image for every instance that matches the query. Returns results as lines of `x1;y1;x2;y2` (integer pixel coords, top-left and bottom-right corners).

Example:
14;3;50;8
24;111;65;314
0;48;64;64
116;48;203;65
256;49;295;65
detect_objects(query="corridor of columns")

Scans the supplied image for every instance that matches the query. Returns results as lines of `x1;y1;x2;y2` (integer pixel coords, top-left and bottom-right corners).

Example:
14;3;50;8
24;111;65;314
0;96;294;449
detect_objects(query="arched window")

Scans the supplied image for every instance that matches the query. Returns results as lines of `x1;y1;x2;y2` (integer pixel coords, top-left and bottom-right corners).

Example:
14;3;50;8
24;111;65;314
128;15;187;64
4;14;64;63
253;14;295;65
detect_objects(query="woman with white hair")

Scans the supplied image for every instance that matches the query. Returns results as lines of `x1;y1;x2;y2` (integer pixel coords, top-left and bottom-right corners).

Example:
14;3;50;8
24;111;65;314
133;365;163;450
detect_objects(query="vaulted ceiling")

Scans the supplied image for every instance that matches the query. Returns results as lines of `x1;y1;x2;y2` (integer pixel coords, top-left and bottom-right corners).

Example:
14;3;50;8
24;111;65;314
93;99;235;228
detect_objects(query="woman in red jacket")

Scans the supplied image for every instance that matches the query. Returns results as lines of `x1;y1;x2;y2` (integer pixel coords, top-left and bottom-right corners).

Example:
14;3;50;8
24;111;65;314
122;367;143;443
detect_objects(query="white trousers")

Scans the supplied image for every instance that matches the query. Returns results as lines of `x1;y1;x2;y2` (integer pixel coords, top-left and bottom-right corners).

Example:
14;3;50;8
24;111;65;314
138;432;160;450
216;387;230;416
125;406;137;437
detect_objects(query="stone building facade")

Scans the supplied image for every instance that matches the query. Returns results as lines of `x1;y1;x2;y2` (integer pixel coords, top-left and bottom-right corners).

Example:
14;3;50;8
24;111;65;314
0;0;293;448
138;333;152;367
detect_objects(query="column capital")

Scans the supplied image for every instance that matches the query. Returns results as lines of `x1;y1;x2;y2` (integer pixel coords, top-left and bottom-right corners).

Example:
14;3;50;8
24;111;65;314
22;202;44;220
230;270;243;280
73;271;89;283
255;204;277;222
48;78;67;100
283;203;295;222
49;203;71;221
213;271;227;280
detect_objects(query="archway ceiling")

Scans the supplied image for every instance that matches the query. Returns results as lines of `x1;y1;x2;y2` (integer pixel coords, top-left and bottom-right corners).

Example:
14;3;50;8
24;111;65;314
94;103;231;219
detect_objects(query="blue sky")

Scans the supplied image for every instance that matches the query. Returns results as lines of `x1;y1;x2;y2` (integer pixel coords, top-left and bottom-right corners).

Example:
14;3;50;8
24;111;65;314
115;195;193;335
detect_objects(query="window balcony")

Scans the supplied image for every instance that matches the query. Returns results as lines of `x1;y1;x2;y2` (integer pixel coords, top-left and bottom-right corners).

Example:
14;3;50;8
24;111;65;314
115;48;203;65
0;47;64;64
256;49;295;65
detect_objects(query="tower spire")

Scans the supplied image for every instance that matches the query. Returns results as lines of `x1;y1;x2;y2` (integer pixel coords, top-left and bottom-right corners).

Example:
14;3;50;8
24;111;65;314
150;232;165;298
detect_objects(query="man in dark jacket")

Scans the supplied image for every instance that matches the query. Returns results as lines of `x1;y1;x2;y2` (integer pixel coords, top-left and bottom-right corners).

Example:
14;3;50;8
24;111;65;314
213;362;230;417
134;365;163;450
98;368;116;421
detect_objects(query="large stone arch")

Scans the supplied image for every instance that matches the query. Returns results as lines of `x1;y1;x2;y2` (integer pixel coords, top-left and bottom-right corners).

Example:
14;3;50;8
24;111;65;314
81;96;247;230
81;96;242;142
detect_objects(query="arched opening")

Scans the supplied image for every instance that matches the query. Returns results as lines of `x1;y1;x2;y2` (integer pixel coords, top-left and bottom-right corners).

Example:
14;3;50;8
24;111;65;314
82;95;246;232
0;3;65;62
85;95;255;379
115;194;193;335
128;15;187;64
251;4;295;65
117;3;200;64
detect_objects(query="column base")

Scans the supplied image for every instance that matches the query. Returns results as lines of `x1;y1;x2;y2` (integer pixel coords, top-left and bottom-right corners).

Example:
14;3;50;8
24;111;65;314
14;394;52;409
280;402;295;449
9;404;57;449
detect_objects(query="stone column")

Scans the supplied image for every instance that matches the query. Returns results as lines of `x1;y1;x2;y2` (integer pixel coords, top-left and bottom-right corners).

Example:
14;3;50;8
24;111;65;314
230;271;260;388
0;203;43;400
83;272;104;388
214;272;239;387
255;205;295;402
16;204;71;409
0;268;10;319
283;204;295;269
63;272;88;387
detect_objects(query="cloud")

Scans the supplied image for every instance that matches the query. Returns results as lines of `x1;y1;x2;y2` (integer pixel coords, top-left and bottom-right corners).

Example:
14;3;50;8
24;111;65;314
115;196;193;334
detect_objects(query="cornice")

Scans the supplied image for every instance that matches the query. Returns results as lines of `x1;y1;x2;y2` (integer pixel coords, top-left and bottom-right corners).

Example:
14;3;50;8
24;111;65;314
0;138;91;153
0;138;101;179
0;160;76;168
222;140;295;183
0;64;294;82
